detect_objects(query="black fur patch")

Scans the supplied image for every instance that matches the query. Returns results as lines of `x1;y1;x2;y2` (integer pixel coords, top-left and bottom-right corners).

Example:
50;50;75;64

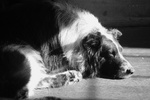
98;36;124;79
82;32;102;78
0;45;31;98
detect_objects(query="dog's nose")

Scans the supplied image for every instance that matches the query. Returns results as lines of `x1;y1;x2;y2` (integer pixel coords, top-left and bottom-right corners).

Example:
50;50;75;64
126;69;134;74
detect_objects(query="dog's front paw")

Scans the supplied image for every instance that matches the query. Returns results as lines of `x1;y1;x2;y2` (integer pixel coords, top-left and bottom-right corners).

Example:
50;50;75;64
66;70;82;85
36;70;82;89
50;70;82;88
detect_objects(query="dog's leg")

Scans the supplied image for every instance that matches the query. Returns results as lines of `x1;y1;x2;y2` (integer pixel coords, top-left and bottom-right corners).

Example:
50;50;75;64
36;70;82;89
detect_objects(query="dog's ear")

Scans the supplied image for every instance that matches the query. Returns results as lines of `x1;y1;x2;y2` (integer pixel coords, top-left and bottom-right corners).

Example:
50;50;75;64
82;32;101;55
108;29;122;39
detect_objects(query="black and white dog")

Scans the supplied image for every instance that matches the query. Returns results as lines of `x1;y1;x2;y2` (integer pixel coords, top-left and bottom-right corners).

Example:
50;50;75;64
0;0;134;99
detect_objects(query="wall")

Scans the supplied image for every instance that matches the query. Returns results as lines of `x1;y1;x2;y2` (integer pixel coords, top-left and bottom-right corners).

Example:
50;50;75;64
70;0;150;47
70;0;150;27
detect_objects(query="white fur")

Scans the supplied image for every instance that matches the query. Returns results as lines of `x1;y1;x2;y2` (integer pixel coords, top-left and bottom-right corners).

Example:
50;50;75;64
20;49;47;97
58;10;115;62
59;11;102;60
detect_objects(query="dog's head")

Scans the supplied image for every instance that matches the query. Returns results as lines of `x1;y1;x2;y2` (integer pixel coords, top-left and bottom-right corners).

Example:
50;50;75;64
82;29;134;79
58;7;134;79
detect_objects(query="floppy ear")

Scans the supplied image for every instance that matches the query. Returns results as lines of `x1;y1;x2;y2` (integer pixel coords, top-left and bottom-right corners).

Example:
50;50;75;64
82;32;102;78
82;32;102;55
109;29;122;39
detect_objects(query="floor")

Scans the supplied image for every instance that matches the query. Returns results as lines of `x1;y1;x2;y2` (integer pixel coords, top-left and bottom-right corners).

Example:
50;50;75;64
33;48;150;100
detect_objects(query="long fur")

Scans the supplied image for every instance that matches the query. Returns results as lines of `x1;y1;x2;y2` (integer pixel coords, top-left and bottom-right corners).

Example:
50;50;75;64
0;1;134;99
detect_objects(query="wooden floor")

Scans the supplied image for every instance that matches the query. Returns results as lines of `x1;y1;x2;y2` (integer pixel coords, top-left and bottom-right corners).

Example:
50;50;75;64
32;48;150;100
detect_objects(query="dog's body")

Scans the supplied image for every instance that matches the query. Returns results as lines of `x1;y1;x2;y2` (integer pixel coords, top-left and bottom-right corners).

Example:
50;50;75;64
0;1;134;99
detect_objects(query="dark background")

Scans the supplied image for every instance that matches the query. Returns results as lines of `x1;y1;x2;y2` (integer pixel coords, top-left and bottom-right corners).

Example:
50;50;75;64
0;0;150;48
69;0;150;48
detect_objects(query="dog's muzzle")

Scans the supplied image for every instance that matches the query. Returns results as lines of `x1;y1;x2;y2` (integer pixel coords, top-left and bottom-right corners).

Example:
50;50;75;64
99;54;135;79
117;59;135;79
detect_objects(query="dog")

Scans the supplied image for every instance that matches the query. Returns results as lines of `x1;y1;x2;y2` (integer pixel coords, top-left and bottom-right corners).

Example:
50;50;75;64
0;0;135;99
